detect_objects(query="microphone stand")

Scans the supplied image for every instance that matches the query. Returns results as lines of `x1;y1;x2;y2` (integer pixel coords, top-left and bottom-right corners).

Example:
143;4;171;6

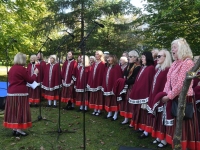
48;34;75;140
77;23;100;150
33;37;52;123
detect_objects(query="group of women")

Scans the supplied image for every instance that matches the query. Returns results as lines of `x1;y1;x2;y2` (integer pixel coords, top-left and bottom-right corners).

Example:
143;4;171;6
3;37;200;150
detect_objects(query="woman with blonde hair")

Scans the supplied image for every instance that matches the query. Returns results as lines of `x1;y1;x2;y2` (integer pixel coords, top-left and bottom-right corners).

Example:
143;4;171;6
61;51;77;110
87;50;105;116
139;50;172;140
42;55;62;107
157;38;199;149
75;55;91;111
3;52;39;136
27;55;40;106
102;54;122;120
89;56;96;66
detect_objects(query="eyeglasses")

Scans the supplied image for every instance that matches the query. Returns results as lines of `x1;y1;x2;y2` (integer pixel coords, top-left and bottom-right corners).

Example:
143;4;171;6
157;55;165;59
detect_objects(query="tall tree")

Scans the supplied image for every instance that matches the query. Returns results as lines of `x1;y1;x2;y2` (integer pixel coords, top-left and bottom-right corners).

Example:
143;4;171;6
0;0;52;64
39;0;141;57
136;0;200;54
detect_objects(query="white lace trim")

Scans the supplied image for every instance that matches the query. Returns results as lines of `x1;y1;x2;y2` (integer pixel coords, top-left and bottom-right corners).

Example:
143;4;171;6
87;84;102;92
62;83;73;87
196;100;200;104
41;84;62;91
7;93;29;96
117;96;122;101
129;97;148;104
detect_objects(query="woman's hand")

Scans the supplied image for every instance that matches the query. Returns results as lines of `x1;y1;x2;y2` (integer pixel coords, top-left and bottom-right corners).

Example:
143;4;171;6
162;96;169;103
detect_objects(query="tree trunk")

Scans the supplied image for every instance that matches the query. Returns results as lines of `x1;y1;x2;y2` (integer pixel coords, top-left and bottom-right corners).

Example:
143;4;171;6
80;1;85;54
173;58;200;150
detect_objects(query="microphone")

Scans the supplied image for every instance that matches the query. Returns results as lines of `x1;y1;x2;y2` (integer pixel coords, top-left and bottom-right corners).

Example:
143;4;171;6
47;36;53;41
92;20;104;28
62;30;75;38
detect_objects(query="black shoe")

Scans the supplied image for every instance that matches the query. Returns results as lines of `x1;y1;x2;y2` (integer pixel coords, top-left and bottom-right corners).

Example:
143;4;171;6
34;104;39;107
111;117;118;121
134;129;144;133
15;131;28;136
138;133;148;139
30;104;33;107
52;105;57;108
77;109;82;112
105;116;112;119
82;110;88;113
121;121;129;125
12;130;17;136
46;105;51;107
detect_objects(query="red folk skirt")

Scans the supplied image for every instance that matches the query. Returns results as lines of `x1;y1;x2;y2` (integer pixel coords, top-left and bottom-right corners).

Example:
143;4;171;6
144;113;154;133
61;85;76;103
104;95;119;112
151;111;166;140
131;104;148;130
76;92;89;106
3;96;32;129
43;89;59;100
120;88;133;118
89;90;104;110
28;87;40;103
166;96;200;150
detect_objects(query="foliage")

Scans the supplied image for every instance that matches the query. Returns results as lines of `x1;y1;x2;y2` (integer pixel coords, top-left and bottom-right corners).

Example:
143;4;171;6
137;0;200;55
0;0;52;63
37;0;142;58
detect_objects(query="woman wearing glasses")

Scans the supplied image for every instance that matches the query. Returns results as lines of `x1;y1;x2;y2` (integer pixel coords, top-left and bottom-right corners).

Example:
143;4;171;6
119;50;141;125
159;38;199;149
129;51;155;132
139;50;172;143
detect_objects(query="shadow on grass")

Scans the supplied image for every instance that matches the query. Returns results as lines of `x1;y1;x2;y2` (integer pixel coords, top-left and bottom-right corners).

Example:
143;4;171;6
0;100;173;150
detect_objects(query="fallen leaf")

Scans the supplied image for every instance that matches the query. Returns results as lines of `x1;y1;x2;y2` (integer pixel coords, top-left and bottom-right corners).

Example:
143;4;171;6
10;143;16;145
16;137;20;140
40;146;45;150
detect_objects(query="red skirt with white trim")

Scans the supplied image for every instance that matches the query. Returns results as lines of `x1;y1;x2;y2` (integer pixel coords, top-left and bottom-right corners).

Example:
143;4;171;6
43;89;59;100
89;90;104;110
76;92;89;106
104;95;119;112
61;85;76;103
28;87;40;103
119;88;133;118
4;96;32;129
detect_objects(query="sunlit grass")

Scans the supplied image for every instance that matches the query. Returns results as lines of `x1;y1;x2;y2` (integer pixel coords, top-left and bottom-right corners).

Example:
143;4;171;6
0;75;172;150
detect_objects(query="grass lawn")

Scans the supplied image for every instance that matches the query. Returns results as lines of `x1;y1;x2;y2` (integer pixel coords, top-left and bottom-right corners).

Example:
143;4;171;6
0;75;172;150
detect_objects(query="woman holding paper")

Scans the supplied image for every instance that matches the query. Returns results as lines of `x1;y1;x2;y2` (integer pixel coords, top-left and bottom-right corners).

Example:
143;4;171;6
3;52;39;136
27;55;40;106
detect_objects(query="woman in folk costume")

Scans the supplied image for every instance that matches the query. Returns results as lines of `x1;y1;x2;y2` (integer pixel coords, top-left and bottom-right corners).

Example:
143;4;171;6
4;52;39;136
36;52;46;97
118;50;141;125
89;56;96;66
119;56;128;74
42;55;62;107
87;50;105;116
61;51;77;110
27;55;40;106
129;51;155;131
139;50;172;140
158;38;200;149
102;54;123;121
75;55;90;111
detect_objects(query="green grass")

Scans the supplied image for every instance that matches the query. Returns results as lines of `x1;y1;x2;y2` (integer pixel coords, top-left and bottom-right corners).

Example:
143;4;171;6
0;105;172;150
0;75;172;150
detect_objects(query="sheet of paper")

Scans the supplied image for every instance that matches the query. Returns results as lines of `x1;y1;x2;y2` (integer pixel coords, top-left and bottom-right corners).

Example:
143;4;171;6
27;81;39;89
